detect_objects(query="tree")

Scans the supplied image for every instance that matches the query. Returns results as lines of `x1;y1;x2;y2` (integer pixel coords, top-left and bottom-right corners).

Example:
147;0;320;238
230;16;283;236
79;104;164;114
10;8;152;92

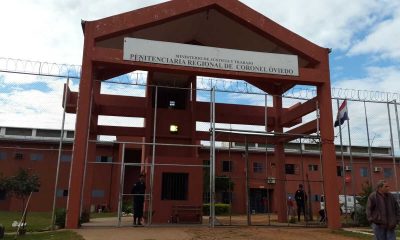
354;181;373;226
4;169;41;211
0;169;40;234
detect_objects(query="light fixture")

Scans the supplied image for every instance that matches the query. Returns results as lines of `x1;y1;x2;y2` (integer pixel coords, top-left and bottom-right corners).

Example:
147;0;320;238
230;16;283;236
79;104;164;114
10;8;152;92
170;124;178;133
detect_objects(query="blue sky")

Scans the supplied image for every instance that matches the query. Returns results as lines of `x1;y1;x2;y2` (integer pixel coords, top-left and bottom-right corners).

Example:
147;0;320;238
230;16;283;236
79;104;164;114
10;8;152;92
0;0;400;147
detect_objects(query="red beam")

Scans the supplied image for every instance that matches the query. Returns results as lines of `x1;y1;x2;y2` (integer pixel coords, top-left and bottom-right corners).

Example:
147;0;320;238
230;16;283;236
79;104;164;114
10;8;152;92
281;97;317;125
280;119;318;143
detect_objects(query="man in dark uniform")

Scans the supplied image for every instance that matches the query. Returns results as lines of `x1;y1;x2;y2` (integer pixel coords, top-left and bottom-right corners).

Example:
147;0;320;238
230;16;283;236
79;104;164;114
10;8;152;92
294;184;307;221
131;173;146;226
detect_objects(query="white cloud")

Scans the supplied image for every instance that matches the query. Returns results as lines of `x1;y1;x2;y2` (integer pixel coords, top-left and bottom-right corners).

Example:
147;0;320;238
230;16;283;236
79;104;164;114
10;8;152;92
1;0;397;64
348;6;400;61
335;66;400;95
241;0;390;50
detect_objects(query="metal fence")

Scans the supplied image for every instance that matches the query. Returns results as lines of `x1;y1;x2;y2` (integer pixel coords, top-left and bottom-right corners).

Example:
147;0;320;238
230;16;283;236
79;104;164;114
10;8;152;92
1;58;400;228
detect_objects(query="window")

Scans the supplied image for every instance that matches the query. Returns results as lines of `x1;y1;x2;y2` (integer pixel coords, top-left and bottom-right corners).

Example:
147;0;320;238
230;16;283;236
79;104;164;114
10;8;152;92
56;189;68;197
154;87;187;110
95;156;112;163
0;152;6;160
61;154;72;162
222;192;233;204
0;189;6;200
31;153;44;161
253;162;264;173
36;129;60;137
285;164;296;174
222;161;232;172
314;195;320;202
161;173;188;200
92;190;105;198
5;128;32;136
384;168;393;178
308;164;318;171
203;160;210;167
15;152;24;160
337;166;343;176
360;167;368;177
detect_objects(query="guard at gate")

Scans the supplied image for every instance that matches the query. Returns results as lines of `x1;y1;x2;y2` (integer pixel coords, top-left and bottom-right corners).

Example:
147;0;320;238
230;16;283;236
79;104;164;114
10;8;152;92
131;173;146;226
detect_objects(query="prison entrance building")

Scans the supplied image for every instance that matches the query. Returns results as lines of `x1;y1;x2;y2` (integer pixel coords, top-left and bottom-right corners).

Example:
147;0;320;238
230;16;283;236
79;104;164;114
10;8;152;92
65;0;340;228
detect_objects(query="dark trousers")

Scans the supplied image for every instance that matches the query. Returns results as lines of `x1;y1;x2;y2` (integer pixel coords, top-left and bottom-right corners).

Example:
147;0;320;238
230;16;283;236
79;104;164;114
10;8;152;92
133;197;144;224
297;203;306;221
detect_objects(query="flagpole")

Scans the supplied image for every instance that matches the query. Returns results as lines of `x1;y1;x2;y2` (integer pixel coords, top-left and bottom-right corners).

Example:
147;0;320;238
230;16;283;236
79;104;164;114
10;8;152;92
387;102;399;195
363;101;374;186
336;99;348;221
345;102;356;222
394;100;400;200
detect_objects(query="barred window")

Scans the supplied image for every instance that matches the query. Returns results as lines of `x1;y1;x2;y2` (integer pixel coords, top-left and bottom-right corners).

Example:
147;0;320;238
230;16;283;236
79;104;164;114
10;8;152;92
222;161;232;172
384;168;393;178
360;167;368;177
96;156;113;163
61;154;72;162
162;173;188;200
0;152;6;160
92;190;105;198
31;153;44;161
285;164;295;174
253;162;264;173
56;189;68;197
308;164;318;171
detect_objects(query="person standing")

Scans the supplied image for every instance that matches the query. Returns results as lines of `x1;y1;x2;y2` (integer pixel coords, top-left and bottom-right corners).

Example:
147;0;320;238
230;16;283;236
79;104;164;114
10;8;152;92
366;180;400;240
131;173;146;226
294;184;307;221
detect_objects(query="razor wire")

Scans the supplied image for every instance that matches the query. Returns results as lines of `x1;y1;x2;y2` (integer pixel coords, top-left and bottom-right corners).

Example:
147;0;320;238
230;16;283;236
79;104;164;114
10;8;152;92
1;57;400;103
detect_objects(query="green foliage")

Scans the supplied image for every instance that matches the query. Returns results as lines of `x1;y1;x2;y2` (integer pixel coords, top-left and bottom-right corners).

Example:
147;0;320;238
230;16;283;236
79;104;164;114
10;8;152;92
203;203;230;215
80;210;90;224
354;182;373;226
2;230;84;240
215;176;234;192
0;211;52;233
55;209;66;229
122;199;132;214
0;169;40;212
0;224;4;239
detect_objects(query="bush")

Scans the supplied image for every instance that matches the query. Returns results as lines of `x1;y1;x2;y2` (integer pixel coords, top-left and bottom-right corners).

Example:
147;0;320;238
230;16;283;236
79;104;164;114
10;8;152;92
203;203;230;215
55;208;66;228
80;210;90;224
122;200;132;214
354;182;373;226
0;224;4;239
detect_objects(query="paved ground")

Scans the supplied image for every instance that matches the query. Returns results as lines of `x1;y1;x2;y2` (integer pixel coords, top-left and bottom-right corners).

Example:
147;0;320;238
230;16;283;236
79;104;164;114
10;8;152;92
74;216;374;240
79;219;400;240
75;226;371;240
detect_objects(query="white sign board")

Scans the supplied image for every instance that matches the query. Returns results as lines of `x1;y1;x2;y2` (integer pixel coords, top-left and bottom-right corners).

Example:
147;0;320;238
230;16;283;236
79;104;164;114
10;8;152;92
123;38;299;76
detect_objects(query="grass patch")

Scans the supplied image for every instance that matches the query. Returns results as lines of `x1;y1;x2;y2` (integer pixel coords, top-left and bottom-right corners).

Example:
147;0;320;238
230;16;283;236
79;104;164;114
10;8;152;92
0;212;52;233
3;230;84;240
90;212;117;219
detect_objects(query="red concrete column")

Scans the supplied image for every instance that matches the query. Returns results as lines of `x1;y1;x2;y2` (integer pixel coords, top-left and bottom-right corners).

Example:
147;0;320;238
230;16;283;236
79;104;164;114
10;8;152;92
272;95;287;222
318;83;341;229
66;23;94;229
81;134;96;213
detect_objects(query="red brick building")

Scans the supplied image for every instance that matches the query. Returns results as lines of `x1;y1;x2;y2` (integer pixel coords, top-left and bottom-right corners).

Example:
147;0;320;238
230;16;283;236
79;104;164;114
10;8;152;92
1;126;397;220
